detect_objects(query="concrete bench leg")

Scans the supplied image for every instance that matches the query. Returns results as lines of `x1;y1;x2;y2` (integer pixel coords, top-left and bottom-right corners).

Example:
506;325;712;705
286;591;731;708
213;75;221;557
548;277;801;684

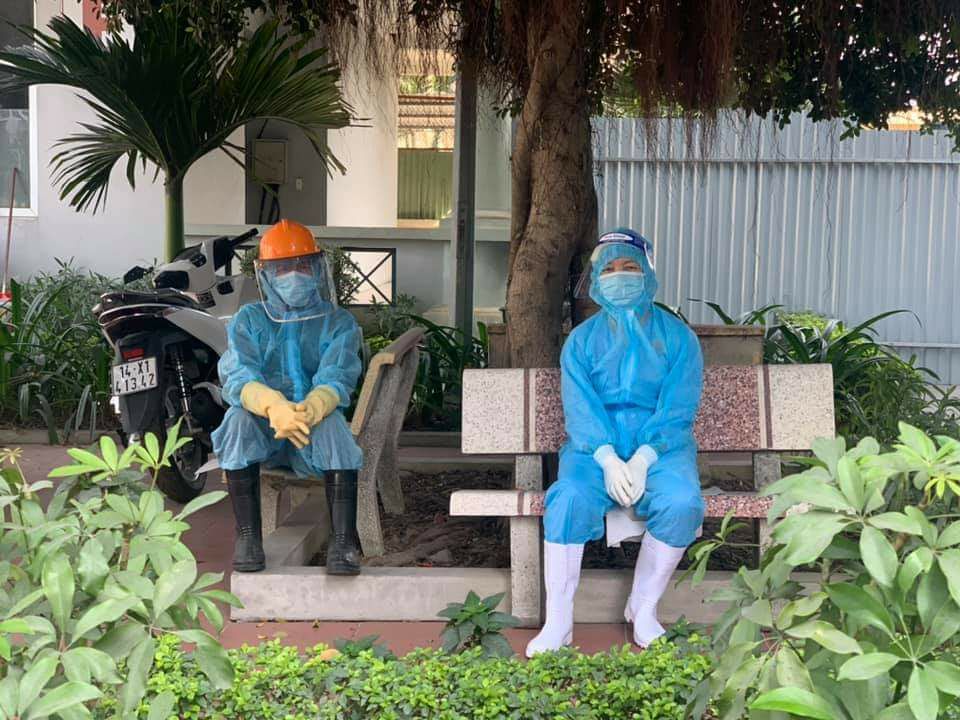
261;479;327;537
510;456;543;628
757;520;774;550
260;482;287;537
357;462;386;559
752;452;781;562
377;440;405;516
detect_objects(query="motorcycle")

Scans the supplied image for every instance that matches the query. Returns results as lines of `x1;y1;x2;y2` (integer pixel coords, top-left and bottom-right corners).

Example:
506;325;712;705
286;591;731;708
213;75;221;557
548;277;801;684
93;228;260;502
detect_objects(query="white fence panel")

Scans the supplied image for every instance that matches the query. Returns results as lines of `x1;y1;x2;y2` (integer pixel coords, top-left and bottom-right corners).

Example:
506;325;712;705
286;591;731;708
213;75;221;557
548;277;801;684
594;114;960;383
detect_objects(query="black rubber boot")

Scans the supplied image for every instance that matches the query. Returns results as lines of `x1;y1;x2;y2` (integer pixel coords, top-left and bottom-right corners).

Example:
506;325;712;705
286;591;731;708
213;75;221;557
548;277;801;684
325;470;361;575
227;465;265;573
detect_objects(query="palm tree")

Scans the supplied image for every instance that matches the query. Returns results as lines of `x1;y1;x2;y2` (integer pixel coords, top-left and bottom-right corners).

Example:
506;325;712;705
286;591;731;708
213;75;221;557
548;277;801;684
0;9;351;260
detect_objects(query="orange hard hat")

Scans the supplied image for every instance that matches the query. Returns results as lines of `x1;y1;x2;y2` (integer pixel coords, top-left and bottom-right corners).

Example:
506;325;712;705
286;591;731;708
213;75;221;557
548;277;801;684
259;220;320;261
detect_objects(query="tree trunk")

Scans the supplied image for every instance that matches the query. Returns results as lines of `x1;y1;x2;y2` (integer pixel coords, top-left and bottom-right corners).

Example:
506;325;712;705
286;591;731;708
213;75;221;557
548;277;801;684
165;177;185;261
505;8;597;369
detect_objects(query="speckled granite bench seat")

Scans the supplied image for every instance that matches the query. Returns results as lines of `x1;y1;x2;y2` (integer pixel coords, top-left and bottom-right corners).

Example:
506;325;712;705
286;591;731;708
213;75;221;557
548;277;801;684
452;364;835;626
449;489;773;519
459;365;835;454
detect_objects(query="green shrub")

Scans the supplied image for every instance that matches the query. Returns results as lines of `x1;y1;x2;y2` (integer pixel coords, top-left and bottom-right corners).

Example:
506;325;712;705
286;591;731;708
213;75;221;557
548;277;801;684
0;261;140;441
685;423;960;720
438;591;519;658
358;303;489;431
0;423;237;719
96;637;711;719
367;293;418;339
406;314;488;431
697;301;960;445
779;309;828;330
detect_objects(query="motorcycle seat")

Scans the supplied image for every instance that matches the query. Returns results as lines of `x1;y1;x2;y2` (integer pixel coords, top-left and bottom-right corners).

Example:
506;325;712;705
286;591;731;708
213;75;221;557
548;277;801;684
98;289;203;311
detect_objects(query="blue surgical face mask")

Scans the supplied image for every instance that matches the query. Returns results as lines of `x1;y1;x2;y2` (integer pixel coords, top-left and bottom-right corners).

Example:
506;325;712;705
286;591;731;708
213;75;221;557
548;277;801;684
271;271;316;308
598;271;647;308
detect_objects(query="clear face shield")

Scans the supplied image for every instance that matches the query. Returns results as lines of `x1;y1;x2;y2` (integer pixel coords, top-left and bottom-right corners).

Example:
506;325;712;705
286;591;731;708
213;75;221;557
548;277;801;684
255;251;338;322
573;236;655;299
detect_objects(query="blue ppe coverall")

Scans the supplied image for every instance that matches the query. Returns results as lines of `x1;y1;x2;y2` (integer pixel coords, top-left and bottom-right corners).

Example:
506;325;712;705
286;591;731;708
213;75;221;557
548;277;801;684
211;301;364;476
544;230;704;548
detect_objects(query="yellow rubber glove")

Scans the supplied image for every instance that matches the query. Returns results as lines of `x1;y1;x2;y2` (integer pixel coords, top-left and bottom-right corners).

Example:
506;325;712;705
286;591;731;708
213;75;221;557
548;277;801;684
240;381;286;418
240;381;310;449
267;403;311;449
296;385;340;427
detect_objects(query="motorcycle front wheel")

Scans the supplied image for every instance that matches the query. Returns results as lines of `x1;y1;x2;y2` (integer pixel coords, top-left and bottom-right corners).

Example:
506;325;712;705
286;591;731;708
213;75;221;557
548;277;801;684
150;422;209;503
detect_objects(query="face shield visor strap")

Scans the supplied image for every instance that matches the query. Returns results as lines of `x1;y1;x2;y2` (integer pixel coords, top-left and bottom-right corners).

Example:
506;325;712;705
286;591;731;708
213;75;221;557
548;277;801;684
574;241;651;299
255;252;338;322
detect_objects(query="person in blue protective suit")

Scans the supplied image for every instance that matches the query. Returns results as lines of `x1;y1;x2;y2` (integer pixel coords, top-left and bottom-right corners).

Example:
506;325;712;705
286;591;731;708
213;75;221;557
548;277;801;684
212;219;364;575
526;228;704;657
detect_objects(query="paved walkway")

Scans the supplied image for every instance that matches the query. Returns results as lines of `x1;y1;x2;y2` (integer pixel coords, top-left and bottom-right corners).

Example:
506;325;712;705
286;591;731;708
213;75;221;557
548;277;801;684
7;443;632;656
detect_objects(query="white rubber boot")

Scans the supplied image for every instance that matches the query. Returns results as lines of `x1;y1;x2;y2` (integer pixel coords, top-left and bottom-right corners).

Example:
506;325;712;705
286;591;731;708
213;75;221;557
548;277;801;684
624;533;686;647
525;542;585;658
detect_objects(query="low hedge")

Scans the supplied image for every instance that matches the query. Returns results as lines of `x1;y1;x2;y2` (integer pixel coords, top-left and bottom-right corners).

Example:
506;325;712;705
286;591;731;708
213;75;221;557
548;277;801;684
94;635;712;719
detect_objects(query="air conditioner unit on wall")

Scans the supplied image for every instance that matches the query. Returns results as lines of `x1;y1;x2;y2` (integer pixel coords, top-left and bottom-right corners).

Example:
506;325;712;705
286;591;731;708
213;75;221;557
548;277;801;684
251;139;287;185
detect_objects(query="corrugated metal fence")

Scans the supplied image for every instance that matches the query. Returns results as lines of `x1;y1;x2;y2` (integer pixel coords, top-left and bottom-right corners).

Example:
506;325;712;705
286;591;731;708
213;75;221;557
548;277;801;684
594;114;960;384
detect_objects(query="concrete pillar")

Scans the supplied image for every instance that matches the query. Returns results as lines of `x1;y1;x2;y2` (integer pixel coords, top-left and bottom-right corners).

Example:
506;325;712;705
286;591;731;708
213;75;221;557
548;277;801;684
452;61;478;341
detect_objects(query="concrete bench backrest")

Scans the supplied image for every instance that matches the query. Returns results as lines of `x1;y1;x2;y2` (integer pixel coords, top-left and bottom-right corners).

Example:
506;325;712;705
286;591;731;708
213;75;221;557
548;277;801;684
351;327;425;440
461;364;835;455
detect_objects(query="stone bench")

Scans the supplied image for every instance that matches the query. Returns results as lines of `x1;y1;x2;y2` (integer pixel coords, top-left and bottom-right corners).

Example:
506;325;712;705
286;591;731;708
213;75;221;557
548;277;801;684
260;327;424;557
453;364;835;626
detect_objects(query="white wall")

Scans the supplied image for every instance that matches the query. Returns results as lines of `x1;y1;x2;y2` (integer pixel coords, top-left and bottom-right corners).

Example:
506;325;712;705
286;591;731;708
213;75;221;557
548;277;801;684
476;89;511;214
7;5;245;281
7;7;508;318
243;121;327;225
325;58;399;226
184;131;245;227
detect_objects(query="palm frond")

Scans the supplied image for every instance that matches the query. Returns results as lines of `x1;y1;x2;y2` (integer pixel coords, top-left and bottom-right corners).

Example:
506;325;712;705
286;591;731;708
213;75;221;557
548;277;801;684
0;11;352;212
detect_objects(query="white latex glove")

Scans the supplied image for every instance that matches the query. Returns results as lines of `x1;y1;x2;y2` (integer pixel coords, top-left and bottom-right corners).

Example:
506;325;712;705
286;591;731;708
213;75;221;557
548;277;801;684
626;445;659;504
594;445;633;507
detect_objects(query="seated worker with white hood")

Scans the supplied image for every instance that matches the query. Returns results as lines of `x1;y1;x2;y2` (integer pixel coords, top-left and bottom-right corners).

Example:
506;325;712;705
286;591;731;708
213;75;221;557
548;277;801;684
527;228;704;657
212;219;364;576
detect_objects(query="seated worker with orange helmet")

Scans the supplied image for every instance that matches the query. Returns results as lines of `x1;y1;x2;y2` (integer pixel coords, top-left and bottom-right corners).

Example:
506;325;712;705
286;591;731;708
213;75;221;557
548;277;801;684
212;220;364;575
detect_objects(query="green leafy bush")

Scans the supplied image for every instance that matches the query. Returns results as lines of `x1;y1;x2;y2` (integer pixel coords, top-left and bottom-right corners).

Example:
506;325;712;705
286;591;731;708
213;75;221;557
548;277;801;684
0;261;141;441
685;423;960;720
366;293;418;340
360;303;489;431
698;301;960;444
0;423;237;719
438;591;519;658
96;637;711;719
406;314;488;430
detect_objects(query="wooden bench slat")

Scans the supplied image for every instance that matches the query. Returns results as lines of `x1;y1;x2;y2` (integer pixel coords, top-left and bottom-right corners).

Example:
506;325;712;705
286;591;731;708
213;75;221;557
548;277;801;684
449;489;772;520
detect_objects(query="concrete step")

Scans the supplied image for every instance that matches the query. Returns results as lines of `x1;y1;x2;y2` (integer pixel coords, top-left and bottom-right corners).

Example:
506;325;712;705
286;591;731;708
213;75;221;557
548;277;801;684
233;546;817;625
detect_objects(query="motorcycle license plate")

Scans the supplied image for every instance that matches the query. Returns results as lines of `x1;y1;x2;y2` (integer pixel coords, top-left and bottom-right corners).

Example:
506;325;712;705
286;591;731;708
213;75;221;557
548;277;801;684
112;357;158;396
